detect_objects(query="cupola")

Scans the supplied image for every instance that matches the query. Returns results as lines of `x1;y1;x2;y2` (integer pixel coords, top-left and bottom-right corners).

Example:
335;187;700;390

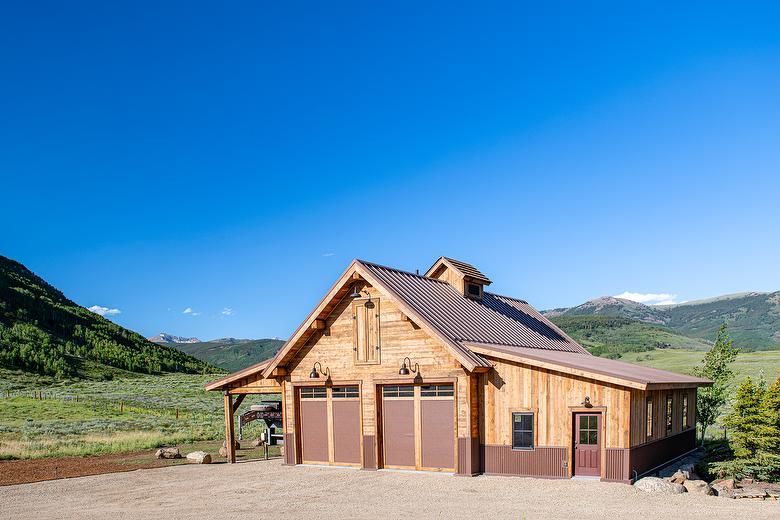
424;256;492;300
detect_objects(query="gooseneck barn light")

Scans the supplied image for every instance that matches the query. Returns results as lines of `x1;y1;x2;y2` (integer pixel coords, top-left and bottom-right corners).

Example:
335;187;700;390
398;357;419;376
309;361;330;379
582;396;592;408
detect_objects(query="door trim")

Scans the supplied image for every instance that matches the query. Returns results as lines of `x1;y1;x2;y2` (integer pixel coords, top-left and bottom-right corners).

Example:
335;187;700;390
571;411;604;478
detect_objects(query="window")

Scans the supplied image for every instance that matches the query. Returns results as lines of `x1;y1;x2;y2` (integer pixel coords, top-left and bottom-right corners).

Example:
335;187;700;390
300;387;327;399
511;412;534;450
666;395;674;435
420;384;454;397
466;283;482;297
682;394;689;429
382;385;414;398
353;299;380;364
578;415;599;445
646;397;654;438
332;386;359;399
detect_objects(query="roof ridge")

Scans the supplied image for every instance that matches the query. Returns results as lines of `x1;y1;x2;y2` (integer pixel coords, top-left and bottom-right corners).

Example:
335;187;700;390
484;291;529;305
355;259;451;285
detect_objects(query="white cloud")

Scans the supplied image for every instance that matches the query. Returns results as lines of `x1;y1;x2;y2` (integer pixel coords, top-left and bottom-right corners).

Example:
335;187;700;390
322;252;335;257
614;291;679;305
88;305;121;316
221;307;234;316
182;307;201;316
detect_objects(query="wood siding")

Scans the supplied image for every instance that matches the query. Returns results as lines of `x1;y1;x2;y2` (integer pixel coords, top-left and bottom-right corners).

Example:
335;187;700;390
479;356;632;450
629;388;696;447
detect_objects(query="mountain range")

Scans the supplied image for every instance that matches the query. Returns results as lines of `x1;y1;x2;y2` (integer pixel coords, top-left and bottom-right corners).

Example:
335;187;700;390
0;255;216;379
544;291;780;351
148;333;201;344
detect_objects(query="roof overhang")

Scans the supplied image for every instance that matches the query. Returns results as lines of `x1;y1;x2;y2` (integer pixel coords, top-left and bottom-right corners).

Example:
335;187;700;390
465;343;713;391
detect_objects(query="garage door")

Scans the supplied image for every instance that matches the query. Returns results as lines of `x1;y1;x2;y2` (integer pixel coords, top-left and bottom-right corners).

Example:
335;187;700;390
298;386;361;466
381;384;454;472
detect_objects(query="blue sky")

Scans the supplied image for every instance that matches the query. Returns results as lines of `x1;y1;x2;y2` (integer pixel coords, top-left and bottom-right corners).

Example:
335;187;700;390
2;2;780;340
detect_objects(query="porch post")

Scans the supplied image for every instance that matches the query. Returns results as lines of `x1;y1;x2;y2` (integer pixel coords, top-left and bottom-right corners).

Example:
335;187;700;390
224;392;236;463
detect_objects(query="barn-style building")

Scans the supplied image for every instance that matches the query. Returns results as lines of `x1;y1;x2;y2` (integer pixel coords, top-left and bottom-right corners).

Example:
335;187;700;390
206;257;710;482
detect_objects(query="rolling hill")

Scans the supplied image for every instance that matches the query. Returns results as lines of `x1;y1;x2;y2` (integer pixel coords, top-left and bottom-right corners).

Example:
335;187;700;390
152;337;285;372
545;291;780;351
550;315;711;358
0;255;217;379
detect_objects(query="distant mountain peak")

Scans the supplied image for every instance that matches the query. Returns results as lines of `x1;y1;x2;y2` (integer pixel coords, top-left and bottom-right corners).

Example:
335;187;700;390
148;332;200;344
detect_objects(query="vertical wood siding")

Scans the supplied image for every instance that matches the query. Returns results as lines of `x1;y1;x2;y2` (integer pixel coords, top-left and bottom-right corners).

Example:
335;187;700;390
604;448;630;482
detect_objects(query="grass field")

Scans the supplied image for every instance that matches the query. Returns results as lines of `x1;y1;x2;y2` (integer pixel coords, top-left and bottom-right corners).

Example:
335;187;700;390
619;349;780;386
0;369;279;460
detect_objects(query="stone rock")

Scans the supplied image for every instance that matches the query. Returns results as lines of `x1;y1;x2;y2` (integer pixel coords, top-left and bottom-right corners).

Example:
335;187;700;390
186;451;211;464
670;470;689;484
154;447;181;459
683;479;713;495
711;479;735;491
733;489;767;500
741;478;754;485
634;477;687;494
714;487;735;499
219;446;228;457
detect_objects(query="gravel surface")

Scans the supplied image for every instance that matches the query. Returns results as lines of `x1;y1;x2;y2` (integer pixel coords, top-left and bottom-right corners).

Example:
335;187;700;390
1;459;777;519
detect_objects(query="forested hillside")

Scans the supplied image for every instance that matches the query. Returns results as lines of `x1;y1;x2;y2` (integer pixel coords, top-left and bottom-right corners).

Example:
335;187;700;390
551;315;711;358
0;255;216;379
170;338;284;371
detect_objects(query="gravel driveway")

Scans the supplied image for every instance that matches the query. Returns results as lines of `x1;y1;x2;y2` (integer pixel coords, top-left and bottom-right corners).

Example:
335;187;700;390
1;459;777;520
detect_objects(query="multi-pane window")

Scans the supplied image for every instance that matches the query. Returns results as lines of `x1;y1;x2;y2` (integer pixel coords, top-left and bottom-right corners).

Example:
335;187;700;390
511;412;534;450
578;415;599;445
332;386;359;399
300;387;327;399
666;395;674;435
382;385;414;398
420;384;454;397
682;394;689;429
646;397;654;438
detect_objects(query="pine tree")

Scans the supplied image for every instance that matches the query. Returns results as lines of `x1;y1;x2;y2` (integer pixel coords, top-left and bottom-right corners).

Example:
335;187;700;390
725;376;765;458
694;324;738;444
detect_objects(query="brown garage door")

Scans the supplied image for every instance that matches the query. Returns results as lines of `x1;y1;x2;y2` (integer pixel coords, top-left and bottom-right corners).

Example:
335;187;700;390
332;386;361;465
299;387;328;464
381;384;455;472
298;386;362;467
381;385;416;468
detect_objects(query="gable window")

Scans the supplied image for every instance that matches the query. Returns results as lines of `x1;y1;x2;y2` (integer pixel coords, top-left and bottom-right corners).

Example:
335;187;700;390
353;298;380;364
681;394;689;429
666;395;673;435
646;397;654;438
511;412;534;450
466;283;482;298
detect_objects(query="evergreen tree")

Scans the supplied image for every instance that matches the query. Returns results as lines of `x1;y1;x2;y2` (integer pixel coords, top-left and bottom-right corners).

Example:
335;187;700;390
694;323;738;445
724;376;766;458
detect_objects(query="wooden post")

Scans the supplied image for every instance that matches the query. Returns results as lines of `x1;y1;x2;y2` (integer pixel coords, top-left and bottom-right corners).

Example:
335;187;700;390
224;393;236;463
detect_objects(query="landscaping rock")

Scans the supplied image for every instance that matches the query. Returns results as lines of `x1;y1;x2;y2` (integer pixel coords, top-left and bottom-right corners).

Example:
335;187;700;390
714;487;735;499
683;479;713;495
733;489;767;500
634;477;686;494
186;451;211;464
154;447;181;459
711;479;735;491
670;470;689;484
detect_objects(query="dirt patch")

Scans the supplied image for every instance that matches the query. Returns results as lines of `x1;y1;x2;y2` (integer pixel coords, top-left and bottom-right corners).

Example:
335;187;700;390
0;442;280;486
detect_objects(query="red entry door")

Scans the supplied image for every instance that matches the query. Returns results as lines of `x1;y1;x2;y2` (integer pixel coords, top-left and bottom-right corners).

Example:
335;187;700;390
574;413;601;477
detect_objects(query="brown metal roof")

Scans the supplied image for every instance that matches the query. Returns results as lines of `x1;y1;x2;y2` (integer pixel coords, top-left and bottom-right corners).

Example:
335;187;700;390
442;257;492;284
466;343;712;389
360;260;586;355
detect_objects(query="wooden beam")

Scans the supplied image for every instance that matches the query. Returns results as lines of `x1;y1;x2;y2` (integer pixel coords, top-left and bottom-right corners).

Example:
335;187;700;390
233;393;246;410
224;393;236;463
352;273;361;280
271;367;287;377
311;319;326;330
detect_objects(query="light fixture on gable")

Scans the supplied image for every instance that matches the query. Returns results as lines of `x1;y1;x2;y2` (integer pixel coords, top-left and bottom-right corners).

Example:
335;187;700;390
398;357;419;376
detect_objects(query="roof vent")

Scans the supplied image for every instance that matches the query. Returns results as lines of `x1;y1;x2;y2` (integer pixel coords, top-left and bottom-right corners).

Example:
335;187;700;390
424;257;491;300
